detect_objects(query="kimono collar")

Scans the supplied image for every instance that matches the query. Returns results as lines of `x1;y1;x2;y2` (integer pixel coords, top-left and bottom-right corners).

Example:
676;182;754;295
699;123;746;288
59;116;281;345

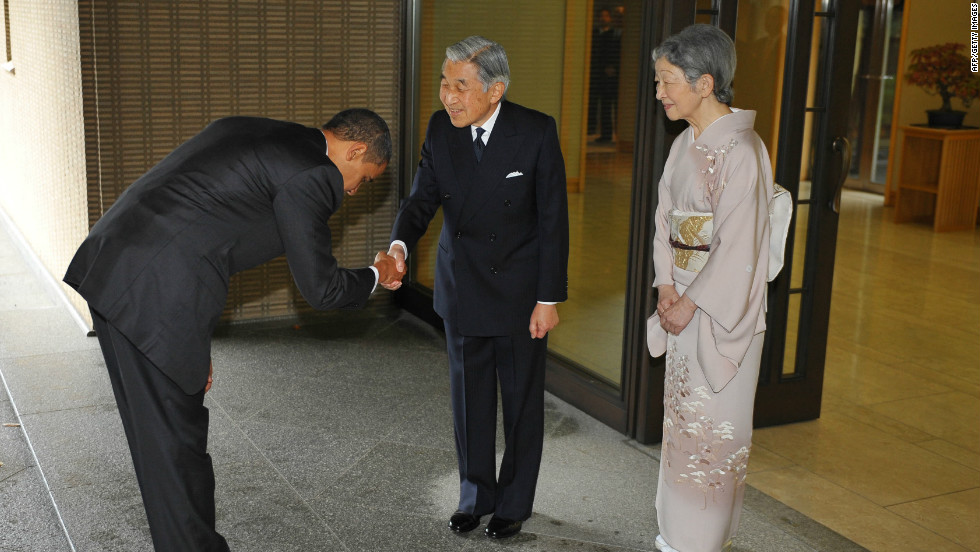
692;108;757;149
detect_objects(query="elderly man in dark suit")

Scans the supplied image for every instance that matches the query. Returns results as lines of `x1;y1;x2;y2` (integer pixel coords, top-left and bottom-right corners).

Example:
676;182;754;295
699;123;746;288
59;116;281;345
385;36;569;539
64;109;402;551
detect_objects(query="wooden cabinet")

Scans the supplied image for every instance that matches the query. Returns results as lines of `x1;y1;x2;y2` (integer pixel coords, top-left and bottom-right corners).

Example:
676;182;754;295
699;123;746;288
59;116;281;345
894;126;980;232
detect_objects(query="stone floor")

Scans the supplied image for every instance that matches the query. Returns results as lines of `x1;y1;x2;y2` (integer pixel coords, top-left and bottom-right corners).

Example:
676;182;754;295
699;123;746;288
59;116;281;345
0;223;866;551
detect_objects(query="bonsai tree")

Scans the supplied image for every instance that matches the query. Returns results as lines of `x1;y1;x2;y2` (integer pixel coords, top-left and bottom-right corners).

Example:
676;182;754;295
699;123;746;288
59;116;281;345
905;43;980;112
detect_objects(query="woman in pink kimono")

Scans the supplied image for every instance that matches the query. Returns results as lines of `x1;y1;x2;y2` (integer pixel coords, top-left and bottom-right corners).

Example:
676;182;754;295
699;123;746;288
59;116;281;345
647;24;774;552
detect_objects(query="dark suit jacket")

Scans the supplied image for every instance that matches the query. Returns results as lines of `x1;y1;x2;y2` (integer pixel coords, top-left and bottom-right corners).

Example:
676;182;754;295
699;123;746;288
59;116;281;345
65;117;377;394
392;101;569;336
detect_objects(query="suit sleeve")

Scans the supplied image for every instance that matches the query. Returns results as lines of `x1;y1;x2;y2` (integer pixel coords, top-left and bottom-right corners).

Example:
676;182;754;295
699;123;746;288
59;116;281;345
273;166;376;310
390;117;442;253
534;117;570;303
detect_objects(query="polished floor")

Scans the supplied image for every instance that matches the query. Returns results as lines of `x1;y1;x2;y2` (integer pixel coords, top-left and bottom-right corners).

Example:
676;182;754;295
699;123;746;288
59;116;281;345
2;172;978;551
563;166;978;550
563;146;979;550
750;189;980;552
0;219;860;551
550;136;980;551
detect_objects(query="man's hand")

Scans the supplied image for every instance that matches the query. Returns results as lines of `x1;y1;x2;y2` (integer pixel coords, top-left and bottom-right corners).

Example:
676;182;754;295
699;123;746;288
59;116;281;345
529;303;559;339
205;360;214;393
380;244;407;290
374;250;406;287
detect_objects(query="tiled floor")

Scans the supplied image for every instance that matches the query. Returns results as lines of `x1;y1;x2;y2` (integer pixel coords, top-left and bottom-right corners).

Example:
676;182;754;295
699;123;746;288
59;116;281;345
0;217;863;551
1;178;977;550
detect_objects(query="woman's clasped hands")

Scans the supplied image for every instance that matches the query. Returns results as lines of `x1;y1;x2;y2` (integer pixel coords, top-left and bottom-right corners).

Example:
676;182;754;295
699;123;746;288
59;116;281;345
656;284;697;335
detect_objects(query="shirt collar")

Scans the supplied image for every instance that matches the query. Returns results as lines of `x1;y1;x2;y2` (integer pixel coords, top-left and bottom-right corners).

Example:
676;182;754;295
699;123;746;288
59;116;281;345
471;102;502;143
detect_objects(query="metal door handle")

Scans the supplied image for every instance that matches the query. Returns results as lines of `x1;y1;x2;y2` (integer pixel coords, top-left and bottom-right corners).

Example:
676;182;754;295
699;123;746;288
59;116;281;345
830;136;851;214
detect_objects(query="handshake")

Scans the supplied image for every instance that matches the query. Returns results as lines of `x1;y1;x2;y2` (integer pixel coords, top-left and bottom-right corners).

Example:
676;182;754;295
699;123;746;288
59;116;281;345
372;244;408;291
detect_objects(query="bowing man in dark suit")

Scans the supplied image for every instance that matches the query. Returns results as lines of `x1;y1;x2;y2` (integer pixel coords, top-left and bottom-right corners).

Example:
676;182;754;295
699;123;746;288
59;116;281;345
64;109;403;551
384;36;569;539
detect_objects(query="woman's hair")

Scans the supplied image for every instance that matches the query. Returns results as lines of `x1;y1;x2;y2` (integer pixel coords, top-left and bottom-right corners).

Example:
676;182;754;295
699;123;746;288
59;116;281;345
651;24;736;104
445;35;511;93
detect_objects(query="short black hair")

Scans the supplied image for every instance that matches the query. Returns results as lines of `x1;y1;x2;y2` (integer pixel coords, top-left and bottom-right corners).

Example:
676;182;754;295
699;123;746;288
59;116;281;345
322;108;392;165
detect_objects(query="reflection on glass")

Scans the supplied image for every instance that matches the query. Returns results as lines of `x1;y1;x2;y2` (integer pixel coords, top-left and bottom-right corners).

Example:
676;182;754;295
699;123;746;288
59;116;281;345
696;0;715;24
873;76;897;183
734;0;788;159
413;212;440;288
871;1;902;184
782;293;802;376
844;0;901;191
549;1;636;388
797;110;814;201
790;201;809;290
412;1;637;389
588;5;621;144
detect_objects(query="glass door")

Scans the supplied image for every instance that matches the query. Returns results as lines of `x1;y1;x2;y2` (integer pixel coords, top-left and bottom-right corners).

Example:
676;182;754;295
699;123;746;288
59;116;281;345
754;0;860;425
399;0;862;441
398;0;645;432
633;0;862;441
845;0;903;193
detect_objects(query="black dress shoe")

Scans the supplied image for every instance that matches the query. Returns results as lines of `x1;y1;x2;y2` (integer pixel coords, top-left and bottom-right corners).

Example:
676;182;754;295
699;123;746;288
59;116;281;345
448;511;480;533
484;516;522;539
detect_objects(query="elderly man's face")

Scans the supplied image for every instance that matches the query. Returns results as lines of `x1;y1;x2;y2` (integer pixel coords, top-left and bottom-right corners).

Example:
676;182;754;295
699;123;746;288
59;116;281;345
439;60;502;128
654;58;703;122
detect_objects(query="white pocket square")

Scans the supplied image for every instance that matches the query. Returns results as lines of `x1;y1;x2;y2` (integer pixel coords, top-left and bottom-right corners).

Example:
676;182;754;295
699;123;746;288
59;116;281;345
506;171;524;178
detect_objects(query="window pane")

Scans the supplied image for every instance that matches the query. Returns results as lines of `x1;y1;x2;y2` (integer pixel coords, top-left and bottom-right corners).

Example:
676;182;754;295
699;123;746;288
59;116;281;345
790;202;809;290
412;1;638;389
782;293;802;376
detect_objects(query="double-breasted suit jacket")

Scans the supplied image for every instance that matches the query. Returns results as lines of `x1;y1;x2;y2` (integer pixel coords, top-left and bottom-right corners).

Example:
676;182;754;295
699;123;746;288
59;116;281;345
392;101;569;333
64;116;377;394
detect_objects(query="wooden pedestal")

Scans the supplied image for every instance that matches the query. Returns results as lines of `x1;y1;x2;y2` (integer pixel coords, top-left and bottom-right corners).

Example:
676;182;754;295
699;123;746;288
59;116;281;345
894;126;980;232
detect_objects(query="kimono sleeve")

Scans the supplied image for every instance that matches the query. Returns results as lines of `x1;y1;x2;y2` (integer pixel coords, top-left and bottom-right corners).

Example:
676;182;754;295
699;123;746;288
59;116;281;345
682;142;770;333
651;171;675;289
652;137;684;289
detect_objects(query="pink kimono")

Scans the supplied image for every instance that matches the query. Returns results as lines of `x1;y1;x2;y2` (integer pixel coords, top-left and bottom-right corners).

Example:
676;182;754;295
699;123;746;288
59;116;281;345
647;109;773;552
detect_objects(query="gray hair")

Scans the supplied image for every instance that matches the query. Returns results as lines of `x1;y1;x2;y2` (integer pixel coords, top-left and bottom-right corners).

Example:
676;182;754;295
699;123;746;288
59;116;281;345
651;24;736;104
445;36;510;93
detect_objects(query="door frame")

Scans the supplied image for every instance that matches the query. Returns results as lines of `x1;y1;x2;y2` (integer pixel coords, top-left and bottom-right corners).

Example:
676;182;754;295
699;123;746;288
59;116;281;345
755;0;859;426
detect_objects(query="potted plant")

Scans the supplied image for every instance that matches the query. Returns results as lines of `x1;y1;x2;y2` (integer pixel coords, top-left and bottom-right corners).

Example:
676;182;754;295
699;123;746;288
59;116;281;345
904;42;980;128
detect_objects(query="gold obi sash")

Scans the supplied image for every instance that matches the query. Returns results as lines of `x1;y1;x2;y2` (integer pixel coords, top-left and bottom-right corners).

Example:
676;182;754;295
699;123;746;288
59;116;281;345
668;210;712;273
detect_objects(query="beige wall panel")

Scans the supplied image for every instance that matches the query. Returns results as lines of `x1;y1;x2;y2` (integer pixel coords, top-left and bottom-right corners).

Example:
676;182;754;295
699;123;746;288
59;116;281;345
419;1;566;130
0;0;90;321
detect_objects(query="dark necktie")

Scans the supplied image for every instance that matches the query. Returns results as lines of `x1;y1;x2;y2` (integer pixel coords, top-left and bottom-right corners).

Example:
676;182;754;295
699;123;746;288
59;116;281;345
474;127;485;163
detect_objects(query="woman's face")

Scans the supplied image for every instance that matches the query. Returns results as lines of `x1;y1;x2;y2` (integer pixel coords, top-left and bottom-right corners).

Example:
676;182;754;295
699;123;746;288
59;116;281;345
654;58;703;122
